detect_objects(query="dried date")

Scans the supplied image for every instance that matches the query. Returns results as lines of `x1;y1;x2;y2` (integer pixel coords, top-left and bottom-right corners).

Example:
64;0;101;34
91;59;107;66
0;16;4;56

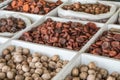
88;31;120;59
19;18;99;51
5;0;62;15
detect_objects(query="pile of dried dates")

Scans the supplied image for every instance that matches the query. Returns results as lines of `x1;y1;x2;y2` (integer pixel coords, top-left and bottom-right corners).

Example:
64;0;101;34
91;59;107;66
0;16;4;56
5;0;62;15
0;17;26;33
19;18;99;51
62;2;110;15
88;30;120;59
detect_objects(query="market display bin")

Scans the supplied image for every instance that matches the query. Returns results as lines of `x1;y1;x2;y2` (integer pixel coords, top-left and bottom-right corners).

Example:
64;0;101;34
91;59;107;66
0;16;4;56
10;16;105;52
0;39;77;80
53;53;120;80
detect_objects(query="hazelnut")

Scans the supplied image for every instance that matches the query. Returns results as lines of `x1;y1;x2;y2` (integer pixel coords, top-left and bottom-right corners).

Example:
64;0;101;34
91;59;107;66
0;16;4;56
32;57;39;62
72;67;79;77
32;52;41;57
65;75;73;80
100;68;108;78
32;73;39;79
56;68;62;73
111;72;119;78
51;55;60;62
80;65;88;72
107;76;115;80
7;71;14;79
88;69;96;75
29;62;35;68
24;72;31;77
88;62;96;69
16;47;23;53
0;72;5;79
25;77;33;80
14;54;23;63
79;72;88;79
16;64;22;70
7;45;15;52
23;48;30;55
73;77;80;80
35;69;43;75
35;62;43;68
0;63;5;69
2;49;9;55
22;65;30;72
41;56;48;62
2;65;10;72
15;75;24;80
87;75;96;80
49;61;56;69
42;73;51;80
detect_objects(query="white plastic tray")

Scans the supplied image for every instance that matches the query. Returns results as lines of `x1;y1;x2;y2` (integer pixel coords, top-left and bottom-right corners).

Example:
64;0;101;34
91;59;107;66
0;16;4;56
0;39;77;80
11;16;105;51
53;53;120;80
1;0;68;16
0;37;8;45
0;0;12;8
0;10;43;23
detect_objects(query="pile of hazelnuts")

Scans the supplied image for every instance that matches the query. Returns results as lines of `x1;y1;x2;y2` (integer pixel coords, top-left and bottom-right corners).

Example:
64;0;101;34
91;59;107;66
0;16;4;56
62;2;110;15
65;62;120;80
0;45;69;80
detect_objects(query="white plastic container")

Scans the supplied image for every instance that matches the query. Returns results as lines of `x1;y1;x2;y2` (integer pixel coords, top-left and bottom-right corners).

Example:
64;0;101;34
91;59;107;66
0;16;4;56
0;10;43;23
53;53;120;80
0;0;12;8
0;37;9;45
0;39;77;80
10;16;105;51
58;1;117;23
1;0;68;16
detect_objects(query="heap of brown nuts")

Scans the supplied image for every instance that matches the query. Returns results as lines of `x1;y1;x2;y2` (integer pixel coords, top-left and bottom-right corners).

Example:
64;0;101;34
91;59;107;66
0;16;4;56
87;30;120;59
5;0;62;15
62;2;110;15
0;17;26;33
65;62;120;80
0;45;68;80
19;18;99;51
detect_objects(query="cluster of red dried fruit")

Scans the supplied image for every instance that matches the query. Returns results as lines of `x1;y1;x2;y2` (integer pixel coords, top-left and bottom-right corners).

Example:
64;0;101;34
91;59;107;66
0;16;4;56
19;18;99;51
0;17;25;33
62;2;110;15
5;0;62;15
88;31;120;59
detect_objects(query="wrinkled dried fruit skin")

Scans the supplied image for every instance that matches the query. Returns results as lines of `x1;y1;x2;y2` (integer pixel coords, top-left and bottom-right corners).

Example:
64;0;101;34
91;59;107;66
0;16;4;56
88;31;120;59
0;17;25;33
62;2;110;15
19;18;99;51
5;0;62;15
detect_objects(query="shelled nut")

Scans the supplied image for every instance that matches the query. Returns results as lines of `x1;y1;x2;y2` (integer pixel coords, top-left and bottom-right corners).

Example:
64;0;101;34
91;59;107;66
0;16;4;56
5;0;62;15
62;2;110;15
19;18;99;51
0;45;69;79
65;62;120;80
